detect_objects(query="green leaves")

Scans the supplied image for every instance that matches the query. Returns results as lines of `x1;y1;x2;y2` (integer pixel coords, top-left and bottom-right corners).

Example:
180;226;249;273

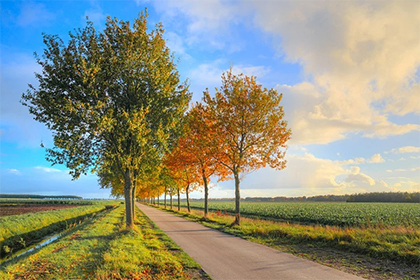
22;11;191;227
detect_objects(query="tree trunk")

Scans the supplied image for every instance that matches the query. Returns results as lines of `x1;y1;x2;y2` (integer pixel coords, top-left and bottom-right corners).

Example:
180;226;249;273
203;173;209;218
131;184;136;222
124;169;134;229
177;187;181;211
157;195;160;206
164;187;167;208
233;170;241;225
186;184;191;213
170;192;173;209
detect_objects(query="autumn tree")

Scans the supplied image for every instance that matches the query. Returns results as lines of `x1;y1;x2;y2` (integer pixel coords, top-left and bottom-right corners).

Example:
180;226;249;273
175;106;229;217
203;69;291;225
164;134;201;212
21;12;190;228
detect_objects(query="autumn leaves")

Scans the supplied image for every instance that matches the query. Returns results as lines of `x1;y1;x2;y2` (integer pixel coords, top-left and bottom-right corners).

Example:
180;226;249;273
156;69;292;225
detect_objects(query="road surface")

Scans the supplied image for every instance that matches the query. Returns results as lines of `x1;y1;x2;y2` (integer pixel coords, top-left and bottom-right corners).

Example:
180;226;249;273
136;203;362;280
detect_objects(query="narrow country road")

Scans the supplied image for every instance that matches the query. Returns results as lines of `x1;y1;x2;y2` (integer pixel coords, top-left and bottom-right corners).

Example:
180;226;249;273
136;203;362;280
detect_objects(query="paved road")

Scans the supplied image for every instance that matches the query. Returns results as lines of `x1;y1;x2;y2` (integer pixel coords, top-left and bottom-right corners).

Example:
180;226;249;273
136;203;362;280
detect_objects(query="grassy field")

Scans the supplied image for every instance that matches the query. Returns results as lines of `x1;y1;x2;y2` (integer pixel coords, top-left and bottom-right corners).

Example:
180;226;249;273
0;204;208;279
156;202;420;279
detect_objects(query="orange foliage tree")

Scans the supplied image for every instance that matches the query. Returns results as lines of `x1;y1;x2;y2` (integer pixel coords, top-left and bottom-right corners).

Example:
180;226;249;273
203;69;291;225
184;106;229;217
164;142;200;212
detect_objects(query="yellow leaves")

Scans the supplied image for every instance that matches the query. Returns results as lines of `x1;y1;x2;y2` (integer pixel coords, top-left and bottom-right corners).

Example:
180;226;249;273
201;67;291;174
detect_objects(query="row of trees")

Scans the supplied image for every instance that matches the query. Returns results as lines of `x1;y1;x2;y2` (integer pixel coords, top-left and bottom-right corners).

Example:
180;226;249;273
346;192;420;203
22;12;291;227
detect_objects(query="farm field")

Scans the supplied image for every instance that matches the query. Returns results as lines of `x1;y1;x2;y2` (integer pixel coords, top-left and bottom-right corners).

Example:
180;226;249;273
0;204;207;279
155;201;420;279
177;201;420;228
0;204;82;217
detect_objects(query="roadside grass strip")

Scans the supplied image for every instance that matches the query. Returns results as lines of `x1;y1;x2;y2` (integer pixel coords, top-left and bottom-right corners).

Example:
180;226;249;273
0;205;208;280
154;205;420;279
0;204;109;259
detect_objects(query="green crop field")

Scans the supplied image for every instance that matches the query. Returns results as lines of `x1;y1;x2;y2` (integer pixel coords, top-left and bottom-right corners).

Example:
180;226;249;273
156;200;420;278
179;201;420;228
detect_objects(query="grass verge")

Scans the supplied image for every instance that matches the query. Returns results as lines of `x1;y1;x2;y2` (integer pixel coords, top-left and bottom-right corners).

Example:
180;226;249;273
153;205;420;280
0;203;112;259
0;205;209;280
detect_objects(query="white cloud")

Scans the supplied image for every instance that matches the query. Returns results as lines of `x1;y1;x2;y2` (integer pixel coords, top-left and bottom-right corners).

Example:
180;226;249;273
188;60;270;100
231;65;270;79
346;173;375;186
217;152;391;196
254;0;420;144
390;180;420;192
165;32;192;60
339;154;386;165
34;166;62;173
146;0;247;51
7;169;22;175
137;0;419;145
391;146;420;154
368;153;385;163
189;60;226;93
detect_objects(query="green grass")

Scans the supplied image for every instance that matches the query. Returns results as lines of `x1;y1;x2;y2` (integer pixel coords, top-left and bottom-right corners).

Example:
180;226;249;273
155;204;420;279
174;201;420;228
0;205;208;280
0;203;111;258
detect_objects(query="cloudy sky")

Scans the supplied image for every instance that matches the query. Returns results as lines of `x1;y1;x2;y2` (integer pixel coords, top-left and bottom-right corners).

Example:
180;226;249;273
1;0;419;199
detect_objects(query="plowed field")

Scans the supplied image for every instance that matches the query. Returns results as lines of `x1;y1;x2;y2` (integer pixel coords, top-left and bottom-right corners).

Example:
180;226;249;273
0;204;81;217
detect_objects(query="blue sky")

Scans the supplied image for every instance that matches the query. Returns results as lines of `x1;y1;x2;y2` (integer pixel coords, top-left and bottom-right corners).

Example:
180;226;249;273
1;0;419;199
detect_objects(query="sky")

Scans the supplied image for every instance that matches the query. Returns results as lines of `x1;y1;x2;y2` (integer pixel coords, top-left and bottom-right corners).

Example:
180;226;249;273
0;0;419;199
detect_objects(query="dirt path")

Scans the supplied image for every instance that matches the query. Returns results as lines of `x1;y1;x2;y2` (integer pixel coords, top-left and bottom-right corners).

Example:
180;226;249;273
136;203;362;280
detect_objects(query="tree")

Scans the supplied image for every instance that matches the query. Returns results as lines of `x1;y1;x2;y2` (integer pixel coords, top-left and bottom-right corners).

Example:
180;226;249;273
164;133;201;213
203;69;291;225
187;105;229;217
21;12;191;228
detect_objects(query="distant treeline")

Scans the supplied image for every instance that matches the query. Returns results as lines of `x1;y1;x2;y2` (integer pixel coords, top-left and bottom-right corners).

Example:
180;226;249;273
346;192;419;203
196;192;420;203
0;194;83;200
244;195;347;202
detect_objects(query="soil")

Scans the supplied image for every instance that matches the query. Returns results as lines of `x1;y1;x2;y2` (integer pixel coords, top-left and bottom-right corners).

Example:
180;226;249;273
0;204;81;217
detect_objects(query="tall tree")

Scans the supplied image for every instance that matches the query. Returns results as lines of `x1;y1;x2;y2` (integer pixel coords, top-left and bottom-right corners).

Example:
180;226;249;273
21;12;191;228
203;69;291;225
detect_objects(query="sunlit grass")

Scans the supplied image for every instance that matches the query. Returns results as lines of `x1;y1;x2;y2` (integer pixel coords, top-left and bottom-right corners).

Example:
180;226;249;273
0;205;207;280
0;203;109;259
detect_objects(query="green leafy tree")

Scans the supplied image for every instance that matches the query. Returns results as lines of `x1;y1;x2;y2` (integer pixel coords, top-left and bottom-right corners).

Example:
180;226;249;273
21;12;191;228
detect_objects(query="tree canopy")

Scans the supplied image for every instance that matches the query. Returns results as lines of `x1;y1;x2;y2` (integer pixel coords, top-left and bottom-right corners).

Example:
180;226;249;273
202;69;291;224
22;12;191;228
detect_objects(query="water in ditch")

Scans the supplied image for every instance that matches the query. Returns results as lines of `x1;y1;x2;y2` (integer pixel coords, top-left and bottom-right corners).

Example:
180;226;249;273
0;233;63;266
